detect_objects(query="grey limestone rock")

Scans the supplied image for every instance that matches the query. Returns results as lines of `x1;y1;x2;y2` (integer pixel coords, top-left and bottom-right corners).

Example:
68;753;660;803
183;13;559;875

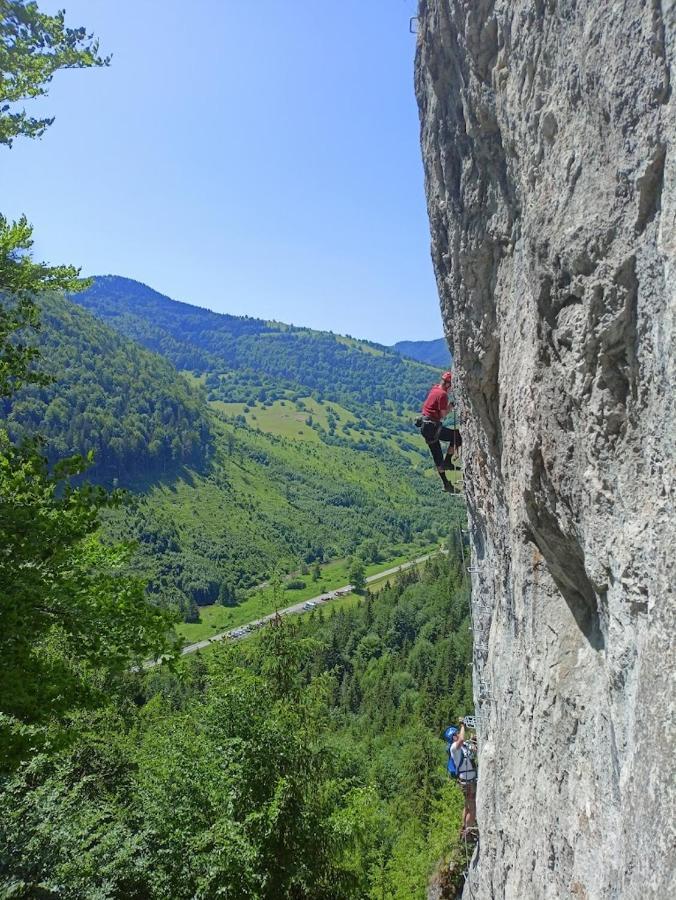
415;2;675;897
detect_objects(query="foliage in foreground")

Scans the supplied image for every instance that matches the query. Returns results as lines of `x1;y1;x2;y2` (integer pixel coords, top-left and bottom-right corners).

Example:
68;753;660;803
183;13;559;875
0;0;107;147
0;554;472;898
0;430;176;768
0;1;175;770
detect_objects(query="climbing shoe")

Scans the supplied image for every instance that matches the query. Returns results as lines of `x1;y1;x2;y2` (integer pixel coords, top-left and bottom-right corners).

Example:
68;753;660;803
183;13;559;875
443;481;456;493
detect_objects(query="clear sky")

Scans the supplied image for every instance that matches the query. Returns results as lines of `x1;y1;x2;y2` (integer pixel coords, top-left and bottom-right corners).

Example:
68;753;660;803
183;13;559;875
2;0;443;346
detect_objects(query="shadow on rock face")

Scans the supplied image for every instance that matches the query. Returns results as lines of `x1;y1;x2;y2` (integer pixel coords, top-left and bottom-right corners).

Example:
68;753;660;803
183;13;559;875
524;449;606;652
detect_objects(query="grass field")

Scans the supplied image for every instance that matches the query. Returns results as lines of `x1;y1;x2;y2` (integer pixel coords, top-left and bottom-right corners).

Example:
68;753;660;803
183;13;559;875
175;542;440;644
210;397;358;443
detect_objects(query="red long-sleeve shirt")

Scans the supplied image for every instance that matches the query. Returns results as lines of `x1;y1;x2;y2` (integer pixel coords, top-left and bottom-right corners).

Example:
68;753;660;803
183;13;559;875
422;385;449;421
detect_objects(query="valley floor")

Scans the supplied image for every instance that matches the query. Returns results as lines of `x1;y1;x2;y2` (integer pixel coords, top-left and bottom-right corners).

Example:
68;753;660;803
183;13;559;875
161;546;443;664
174;542;441;645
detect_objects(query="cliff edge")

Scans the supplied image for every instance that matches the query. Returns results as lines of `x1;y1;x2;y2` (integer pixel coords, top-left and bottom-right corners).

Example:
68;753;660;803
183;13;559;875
415;2;675;897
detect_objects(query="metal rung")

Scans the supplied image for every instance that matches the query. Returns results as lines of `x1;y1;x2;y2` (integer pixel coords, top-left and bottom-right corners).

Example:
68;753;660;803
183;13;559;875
467;566;480;574
463;714;488;730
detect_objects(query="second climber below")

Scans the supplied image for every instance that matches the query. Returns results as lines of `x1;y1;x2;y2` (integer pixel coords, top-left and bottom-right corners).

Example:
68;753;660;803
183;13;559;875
417;370;462;493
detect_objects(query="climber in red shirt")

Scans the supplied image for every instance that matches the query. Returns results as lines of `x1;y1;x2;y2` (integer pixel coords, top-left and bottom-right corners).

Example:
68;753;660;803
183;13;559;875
417;371;462;492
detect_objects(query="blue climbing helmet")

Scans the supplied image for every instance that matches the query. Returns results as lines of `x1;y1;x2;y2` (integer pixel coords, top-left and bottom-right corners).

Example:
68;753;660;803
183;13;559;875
443;725;458;743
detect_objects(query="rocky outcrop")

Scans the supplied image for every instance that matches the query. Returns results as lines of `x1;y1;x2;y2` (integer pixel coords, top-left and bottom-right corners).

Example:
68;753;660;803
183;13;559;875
415;2;675;897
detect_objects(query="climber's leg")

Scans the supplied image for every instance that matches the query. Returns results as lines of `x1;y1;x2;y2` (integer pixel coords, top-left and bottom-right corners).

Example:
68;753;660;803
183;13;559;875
462;780;477;831
427;439;454;491
438;426;462;470
421;421;454;491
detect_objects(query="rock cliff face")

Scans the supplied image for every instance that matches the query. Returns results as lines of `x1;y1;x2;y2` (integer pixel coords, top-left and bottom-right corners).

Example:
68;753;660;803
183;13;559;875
415;2;675;897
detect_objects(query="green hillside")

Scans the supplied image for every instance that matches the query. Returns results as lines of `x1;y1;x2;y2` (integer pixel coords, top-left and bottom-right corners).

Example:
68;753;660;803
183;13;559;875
70;275;444;415
2;294;212;481
110;406;457;622
59;275;463;620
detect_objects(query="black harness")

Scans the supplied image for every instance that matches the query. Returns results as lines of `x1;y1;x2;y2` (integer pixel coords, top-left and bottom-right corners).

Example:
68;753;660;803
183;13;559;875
418;416;443;444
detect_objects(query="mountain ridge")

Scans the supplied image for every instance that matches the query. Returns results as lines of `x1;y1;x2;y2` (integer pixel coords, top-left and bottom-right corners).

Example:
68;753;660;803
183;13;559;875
392;337;451;368
70;275;442;413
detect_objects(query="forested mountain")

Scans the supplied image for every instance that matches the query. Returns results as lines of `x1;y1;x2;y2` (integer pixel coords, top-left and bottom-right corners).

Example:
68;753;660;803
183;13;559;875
1;551;473;899
3;287;457;621
2;294;211;481
392;338;452;368
70;275;442;413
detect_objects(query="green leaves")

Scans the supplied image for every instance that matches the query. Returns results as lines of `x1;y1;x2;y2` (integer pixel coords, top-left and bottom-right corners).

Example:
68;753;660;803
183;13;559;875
0;429;177;768
0;550;472;896
0;0;109;147
0;215;91;398
0;0;178;777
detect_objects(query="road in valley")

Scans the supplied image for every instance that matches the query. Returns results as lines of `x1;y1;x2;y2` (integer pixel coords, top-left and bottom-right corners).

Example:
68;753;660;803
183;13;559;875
142;550;440;670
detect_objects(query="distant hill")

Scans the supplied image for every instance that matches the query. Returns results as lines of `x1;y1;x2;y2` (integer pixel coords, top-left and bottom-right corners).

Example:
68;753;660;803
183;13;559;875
70;276;440;415
3;293;211;481
392;338;452;368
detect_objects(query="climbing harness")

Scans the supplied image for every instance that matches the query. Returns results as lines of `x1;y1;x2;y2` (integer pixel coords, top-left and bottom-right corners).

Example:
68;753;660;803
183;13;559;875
418;416;443;443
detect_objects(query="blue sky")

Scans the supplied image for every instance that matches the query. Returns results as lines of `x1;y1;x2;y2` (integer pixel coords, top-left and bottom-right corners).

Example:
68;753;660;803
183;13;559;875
2;0;443;345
